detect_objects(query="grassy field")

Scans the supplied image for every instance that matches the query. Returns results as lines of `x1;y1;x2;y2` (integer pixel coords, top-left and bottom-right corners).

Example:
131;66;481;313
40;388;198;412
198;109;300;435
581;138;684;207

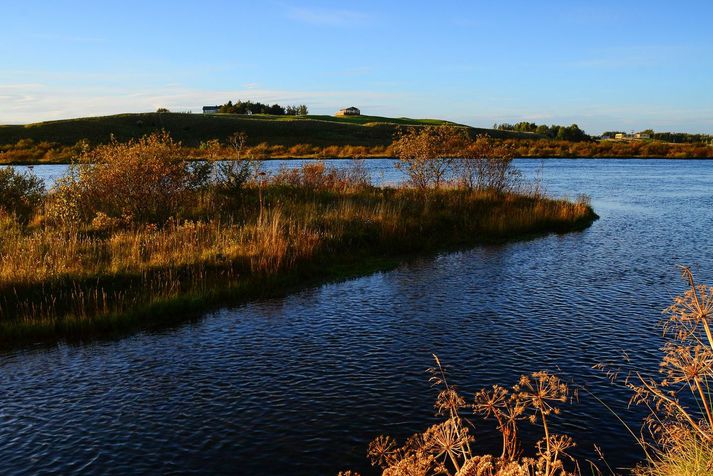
0;112;538;148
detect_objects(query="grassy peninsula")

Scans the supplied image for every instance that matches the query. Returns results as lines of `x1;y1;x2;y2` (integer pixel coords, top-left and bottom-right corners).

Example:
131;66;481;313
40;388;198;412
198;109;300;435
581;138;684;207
0;130;596;345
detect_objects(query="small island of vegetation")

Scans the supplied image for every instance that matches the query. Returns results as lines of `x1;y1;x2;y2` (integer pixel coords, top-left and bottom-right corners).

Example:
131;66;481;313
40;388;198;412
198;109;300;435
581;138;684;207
0;126;596;345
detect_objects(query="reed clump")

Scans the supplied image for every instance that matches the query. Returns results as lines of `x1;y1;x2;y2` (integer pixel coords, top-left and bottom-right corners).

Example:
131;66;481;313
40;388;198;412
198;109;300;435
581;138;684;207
0;131;596;343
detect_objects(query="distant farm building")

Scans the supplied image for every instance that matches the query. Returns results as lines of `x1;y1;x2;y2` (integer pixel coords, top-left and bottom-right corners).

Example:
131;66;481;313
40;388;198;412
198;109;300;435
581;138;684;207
614;132;651;140
202;106;220;114
336;106;361;116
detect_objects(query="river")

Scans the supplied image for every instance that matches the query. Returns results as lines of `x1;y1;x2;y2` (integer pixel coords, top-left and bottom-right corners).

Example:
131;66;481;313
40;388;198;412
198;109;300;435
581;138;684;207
0;159;712;475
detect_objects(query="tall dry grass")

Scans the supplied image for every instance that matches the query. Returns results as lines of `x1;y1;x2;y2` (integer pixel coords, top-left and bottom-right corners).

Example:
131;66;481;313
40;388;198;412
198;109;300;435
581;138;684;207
0;186;594;340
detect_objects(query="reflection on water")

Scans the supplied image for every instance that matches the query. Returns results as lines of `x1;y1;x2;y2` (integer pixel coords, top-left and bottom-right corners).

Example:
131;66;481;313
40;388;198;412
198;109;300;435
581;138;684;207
0;159;712;475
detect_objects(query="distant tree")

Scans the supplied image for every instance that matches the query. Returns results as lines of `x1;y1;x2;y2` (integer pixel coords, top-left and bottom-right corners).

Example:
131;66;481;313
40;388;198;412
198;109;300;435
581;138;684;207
535;124;550;136
216;100;307;117
297;104;309;115
494;121;591;141
156;108;170;113
559;124;589;142
268;104;286;115
513;122;537;133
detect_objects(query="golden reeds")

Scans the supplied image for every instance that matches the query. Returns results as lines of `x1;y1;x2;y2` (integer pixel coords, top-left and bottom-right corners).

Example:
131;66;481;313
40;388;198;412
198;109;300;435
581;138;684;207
0;133;597;340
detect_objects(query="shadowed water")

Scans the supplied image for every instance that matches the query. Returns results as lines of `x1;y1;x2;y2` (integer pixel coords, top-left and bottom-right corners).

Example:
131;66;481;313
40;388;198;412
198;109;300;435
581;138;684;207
1;159;712;475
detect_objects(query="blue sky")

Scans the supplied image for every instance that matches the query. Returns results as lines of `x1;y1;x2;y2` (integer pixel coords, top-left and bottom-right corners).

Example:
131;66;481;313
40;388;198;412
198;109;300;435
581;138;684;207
2;0;712;133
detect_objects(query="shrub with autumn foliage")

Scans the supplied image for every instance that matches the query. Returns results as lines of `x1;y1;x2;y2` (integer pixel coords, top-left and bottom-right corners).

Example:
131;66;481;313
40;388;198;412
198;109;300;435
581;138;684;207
392;126;523;193
0;166;45;224
47;132;198;226
392;125;470;190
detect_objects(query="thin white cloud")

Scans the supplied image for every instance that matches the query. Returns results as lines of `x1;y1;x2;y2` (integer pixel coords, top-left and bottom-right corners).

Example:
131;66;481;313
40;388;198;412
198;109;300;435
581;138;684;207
2;83;711;134
0;83;407;124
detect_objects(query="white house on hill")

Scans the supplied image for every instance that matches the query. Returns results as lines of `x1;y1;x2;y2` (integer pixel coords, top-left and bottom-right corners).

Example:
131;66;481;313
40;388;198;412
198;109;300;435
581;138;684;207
336;106;360;116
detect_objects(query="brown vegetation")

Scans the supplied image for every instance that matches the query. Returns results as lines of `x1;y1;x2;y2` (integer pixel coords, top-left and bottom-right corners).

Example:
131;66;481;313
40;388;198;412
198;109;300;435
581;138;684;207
338;356;582;476
597;267;713;476
343;270;713;476
330;243;713;476
392;127;525;192
0;131;595;343
2;132;712;166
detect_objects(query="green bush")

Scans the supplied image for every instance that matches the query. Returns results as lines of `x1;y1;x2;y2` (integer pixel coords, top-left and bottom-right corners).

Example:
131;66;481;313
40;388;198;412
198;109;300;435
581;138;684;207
0;167;45;223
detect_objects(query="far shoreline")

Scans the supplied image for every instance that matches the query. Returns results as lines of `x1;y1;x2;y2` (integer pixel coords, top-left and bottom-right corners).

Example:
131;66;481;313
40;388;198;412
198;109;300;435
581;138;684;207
2;155;713;167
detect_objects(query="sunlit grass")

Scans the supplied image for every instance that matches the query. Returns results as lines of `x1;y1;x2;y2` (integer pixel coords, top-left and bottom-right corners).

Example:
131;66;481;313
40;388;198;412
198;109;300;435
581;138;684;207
635;434;713;476
0;186;595;343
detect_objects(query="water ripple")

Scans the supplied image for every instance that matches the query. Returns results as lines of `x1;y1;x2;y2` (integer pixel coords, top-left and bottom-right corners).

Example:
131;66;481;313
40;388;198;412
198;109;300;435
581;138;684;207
0;159;712;475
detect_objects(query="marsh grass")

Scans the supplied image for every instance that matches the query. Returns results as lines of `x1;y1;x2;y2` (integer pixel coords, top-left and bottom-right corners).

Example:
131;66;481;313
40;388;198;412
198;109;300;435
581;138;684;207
0;132;597;343
0;186;595;343
635;434;713;476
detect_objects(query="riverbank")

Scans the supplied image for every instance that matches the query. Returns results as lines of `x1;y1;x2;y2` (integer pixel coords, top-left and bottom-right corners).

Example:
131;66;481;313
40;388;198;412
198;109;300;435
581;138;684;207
2;154;713;167
0;186;596;346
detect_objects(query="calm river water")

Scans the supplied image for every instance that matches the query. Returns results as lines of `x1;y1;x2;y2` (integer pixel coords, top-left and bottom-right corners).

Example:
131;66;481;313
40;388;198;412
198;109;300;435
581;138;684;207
1;159;712;475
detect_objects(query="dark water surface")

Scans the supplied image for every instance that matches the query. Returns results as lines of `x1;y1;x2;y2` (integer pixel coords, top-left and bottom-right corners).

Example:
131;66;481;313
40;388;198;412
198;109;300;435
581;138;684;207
1;159;712;475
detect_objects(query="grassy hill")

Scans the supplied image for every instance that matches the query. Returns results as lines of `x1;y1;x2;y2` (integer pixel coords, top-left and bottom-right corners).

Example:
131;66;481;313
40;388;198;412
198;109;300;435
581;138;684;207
0;112;539;148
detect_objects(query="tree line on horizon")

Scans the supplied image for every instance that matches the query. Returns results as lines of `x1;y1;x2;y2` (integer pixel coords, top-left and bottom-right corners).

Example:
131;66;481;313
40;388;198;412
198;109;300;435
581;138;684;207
494;122;591;142
496;121;712;144
218;100;308;116
600;129;713;144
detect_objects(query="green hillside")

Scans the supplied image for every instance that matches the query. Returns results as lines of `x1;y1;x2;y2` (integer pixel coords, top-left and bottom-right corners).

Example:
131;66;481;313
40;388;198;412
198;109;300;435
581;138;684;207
0;112;538;148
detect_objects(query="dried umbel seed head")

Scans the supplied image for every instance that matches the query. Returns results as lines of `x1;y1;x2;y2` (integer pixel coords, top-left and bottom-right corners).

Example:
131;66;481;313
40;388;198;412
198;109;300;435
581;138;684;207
473;385;509;419
661;343;713;387
664;267;713;344
435;388;466;417
514;371;569;417
422;418;473;461
368;435;398;469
